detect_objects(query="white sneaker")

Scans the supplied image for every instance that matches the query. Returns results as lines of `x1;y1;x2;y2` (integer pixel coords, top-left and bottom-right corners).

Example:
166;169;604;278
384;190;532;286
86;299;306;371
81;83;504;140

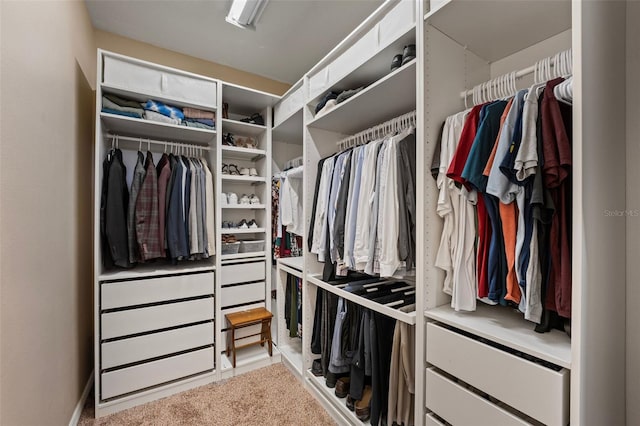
240;194;251;205
220;192;228;205
249;168;258;176
248;219;259;229
227;192;238;205
240;167;250;176
249;194;261;205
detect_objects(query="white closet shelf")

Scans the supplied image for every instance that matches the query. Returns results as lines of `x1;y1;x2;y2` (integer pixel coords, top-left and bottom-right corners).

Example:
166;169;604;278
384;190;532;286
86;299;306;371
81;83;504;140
221;175;267;184
222;83;280;115
306;274;416;325
99;262;215;281
220;251;266;261
279;264;304;280
221;118;267;136
278;256;304;273
221;145;267;160
100;112;216;145
221;227;266;234
221;204;267;210
425;304;571;369
272;109;303;145
424;0;571;62
307;60;417;135
306;371;372;426
101;83;217;113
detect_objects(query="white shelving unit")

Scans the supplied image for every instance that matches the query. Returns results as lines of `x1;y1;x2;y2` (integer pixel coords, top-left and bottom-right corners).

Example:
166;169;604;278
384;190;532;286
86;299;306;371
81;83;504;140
276;257;304;376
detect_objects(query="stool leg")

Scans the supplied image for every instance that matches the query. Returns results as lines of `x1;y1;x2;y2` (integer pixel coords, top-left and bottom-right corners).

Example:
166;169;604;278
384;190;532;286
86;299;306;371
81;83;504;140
231;327;236;368
260;320;266;347
267;319;273;357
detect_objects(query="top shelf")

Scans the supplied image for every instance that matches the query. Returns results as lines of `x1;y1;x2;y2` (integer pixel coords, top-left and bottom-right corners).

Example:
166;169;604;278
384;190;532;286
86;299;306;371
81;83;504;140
425;0;571;62
101;83;216;113
425;304;571;369
278;256;304;272
272;109;303;145
222;83;280;116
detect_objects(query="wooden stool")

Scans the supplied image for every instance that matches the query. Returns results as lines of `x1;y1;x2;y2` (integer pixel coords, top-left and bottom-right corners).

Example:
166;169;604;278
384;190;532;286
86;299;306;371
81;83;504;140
225;307;273;368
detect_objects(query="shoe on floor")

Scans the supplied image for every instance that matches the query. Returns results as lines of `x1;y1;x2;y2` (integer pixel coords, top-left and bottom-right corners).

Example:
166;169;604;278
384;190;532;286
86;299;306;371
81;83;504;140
335;376;351;398
355;385;372;421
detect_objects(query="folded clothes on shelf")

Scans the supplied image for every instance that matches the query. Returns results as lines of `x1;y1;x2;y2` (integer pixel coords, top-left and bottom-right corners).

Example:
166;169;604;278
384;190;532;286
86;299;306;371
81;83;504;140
183;107;216;120
101;108;142;119
102;95;144;118
183;120;215;130
143;99;184;121
143;110;181;125
336;86;364;104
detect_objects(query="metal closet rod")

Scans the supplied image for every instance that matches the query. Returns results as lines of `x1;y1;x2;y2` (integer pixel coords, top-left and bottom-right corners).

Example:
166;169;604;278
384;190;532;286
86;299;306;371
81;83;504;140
108;134;211;152
336;110;417;151
460;48;573;100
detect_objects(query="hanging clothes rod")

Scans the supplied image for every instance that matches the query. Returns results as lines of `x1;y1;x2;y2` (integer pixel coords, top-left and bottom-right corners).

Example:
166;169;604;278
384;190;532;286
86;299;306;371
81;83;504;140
108;133;211;151
460;48;572;100
336;110;416;152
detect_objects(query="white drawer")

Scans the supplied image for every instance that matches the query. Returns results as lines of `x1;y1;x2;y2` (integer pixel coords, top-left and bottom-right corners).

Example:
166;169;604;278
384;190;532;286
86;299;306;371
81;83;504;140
220;282;265;308
101;272;214;310
101;297;214;339
101;347;214;400
101;322;213;369
274;85;303;127
426;322;569;426
221;261;265;285
426;368;531;426
425;413;446;426
327;26;378;91
378;0;415;50
308;67;329;101
103;55;217;109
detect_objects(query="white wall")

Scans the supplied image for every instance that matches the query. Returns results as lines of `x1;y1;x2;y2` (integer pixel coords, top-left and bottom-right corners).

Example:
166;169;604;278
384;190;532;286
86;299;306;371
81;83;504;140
0;1;96;424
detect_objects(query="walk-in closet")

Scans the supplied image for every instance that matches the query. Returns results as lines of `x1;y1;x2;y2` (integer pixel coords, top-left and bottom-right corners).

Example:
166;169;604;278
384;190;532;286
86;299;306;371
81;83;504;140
1;0;636;425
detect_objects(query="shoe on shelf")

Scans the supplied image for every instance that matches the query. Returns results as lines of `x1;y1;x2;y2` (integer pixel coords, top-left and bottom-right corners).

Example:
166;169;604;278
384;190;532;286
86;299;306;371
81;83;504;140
249;194;261;205
335;377;351;398
227;192;238;205
237;219;249;229
325;372;338;388
311;359;323;377
391;53;403;71
224;234;237;243
220;192;228;205
240;194;251;205
222;220;232;229
224;132;236;146
249;167;258;176
228;164;241;175
222;163;229;174
346;395;355;411
355;385;372;422
240;113;264;126
240;167;250;176
247;219;258;229
401;44;416;65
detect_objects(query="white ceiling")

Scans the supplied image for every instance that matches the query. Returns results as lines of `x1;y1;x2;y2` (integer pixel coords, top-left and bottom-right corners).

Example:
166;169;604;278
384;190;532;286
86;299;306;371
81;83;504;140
86;0;385;85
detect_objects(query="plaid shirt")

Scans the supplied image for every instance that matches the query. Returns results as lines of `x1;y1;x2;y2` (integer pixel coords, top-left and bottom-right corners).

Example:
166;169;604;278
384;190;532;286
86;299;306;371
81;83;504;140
135;152;162;261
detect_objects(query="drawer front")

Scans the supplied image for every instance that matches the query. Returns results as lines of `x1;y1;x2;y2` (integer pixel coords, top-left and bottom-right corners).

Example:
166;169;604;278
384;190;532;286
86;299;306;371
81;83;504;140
221;282;265;308
101;347;214;400
327;26;378;91
101;272;214;310
104;56;161;99
308;67;329;101
426;322;569;426
425;413;445;426
378;0;415;50
426;368;531;426
221;261;265;285
102;322;214;369
101;297;214;339
103;56;217;109
161;72;217;108
274;85;303;127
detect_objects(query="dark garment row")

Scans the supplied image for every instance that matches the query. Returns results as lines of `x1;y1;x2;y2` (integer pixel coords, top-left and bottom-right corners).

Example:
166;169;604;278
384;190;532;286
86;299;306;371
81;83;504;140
101;149;215;269
284;274;302;338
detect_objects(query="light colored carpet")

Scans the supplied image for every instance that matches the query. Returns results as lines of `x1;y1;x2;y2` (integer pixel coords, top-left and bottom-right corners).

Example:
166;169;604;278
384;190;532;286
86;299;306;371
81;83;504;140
79;363;337;426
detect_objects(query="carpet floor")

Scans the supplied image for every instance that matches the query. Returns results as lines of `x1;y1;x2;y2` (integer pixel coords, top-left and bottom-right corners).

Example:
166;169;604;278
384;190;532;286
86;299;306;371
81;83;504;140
79;363;337;426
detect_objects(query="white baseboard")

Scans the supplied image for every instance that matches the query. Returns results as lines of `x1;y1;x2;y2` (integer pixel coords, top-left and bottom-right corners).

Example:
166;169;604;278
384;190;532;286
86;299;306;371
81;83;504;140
69;370;94;426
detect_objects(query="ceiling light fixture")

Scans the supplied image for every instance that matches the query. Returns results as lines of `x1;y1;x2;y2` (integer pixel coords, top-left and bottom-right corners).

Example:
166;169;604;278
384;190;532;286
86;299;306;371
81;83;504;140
225;0;269;30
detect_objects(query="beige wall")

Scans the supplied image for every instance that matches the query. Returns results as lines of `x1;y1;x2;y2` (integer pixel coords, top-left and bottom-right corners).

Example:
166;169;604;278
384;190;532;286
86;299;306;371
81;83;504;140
627;2;640;424
95;30;290;96
0;1;96;424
